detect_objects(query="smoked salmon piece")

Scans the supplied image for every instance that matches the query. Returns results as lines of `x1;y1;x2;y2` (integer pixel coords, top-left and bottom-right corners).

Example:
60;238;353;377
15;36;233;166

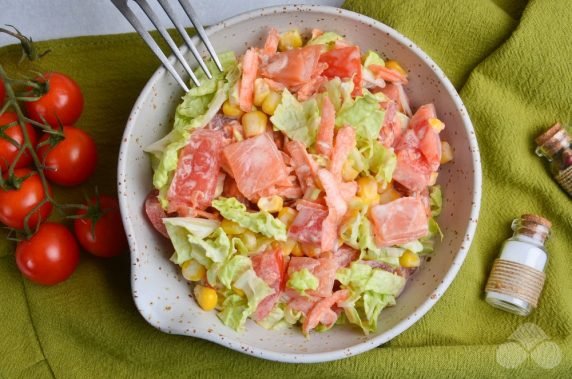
222;133;288;201
288;202;328;245
252;247;285;320
369;197;429;247
239;48;259;112
167;129;224;212
302;289;349;334
316;96;335;157
392;149;431;193
330;126;356;182
260;45;323;88
286;140;319;191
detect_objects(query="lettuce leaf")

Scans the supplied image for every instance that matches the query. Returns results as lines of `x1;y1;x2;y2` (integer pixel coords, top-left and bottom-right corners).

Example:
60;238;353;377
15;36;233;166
362;50;385;67
335;93;385;141
287;268;319;296
429;185;442;217
306;31;343;46
336;262;405;334
270;89;320;146
217;255;251;289
256;303;292;331
217;294;250;331
145;51;239;208
322;77;354;111
212;197;287;241
163;217;220;265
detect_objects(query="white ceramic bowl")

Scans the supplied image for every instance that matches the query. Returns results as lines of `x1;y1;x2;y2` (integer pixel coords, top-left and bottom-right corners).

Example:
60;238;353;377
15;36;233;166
117;5;481;363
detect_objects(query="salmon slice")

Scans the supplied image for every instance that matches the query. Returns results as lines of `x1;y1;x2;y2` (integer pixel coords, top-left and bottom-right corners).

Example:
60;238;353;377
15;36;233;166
379;101;403;147
167;129;224;212
262;28;280;56
288;202;328;245
338;181;358;203
286;140;319;191
295;75;327;101
260;45;323;88
239;48;259;112
369;64;408;84
330;126;356;182
252;247;285;320
316;96;335;157
317;169;348;252
287;255;337;298
392;149;431;193
302;289;349;335
332;245;359;268
222;133;288;201
369;197;429;247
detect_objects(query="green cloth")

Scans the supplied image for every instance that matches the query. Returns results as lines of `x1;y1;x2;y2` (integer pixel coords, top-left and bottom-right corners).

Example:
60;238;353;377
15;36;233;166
1;0;571;377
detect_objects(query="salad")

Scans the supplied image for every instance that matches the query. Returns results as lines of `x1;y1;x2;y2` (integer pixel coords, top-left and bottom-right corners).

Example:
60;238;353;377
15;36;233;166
143;28;453;335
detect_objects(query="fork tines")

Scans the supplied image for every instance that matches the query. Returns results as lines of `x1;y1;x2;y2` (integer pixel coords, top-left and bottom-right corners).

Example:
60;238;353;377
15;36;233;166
111;0;222;92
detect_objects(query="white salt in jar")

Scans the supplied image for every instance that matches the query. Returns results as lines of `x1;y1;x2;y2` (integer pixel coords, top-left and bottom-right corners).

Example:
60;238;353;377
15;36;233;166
485;214;552;316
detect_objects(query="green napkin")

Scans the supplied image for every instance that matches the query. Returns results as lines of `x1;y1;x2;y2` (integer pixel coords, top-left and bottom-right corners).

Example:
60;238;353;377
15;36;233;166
1;0;571;377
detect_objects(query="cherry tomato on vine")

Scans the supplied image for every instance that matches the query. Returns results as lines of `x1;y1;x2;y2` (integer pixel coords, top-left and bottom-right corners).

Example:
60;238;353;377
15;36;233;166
0;79;5;107
24;72;84;127
36;125;97;186
0;168;52;229
0;112;38;171
74;195;128;257
16;222;79;285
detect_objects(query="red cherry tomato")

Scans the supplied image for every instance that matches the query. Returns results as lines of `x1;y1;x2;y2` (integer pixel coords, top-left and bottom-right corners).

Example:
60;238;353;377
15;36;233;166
0;112;38;171
16;222;79;285
24;72;84;127
73;195;128;257
36;125;97;186
0;168;52;230
0;79;5;107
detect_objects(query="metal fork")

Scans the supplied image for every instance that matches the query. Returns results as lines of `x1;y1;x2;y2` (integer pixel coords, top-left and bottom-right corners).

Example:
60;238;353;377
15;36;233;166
111;0;222;92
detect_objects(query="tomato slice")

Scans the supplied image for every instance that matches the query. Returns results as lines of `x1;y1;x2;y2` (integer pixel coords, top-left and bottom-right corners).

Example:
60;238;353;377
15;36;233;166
319;46;362;96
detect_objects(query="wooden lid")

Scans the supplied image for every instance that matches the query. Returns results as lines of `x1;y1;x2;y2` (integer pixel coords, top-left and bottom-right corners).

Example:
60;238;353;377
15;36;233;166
535;124;570;156
535;123;562;145
521;214;552;229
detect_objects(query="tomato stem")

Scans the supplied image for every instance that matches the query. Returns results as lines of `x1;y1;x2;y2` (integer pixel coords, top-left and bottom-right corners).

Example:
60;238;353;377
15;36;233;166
0;65;87;238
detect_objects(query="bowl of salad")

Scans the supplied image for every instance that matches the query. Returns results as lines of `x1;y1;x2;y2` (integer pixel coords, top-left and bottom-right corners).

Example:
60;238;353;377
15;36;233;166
118;5;481;363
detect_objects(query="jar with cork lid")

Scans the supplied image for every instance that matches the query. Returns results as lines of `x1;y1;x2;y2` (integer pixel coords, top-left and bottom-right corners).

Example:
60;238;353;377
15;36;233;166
485;214;552;316
535;123;572;196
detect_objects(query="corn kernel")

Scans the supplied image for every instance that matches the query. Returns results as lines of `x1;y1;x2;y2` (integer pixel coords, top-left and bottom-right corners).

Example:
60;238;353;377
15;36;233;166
385;60;407;77
221;219;246;235
240;230;258;251
242;111;268;138
277;207;297;227
278;30;303;51
253;78;270;107
222;100;244;118
429;172;439;186
441;141;453;164
291;242;303;257
379;184;401;204
194;285;218;311
257;195;283;213
181;260;205;282
357;176;380;205
399;250;421;268
428;118;445;133
261;91;282;116
280;238;297;256
342;160;360;181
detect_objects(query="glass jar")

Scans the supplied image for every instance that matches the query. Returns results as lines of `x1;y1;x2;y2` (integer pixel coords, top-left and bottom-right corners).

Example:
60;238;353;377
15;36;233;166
485;214;551;316
535;123;572;196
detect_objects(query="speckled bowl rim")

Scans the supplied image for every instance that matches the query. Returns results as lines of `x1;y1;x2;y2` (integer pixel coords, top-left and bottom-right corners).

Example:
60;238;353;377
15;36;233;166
118;5;482;363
